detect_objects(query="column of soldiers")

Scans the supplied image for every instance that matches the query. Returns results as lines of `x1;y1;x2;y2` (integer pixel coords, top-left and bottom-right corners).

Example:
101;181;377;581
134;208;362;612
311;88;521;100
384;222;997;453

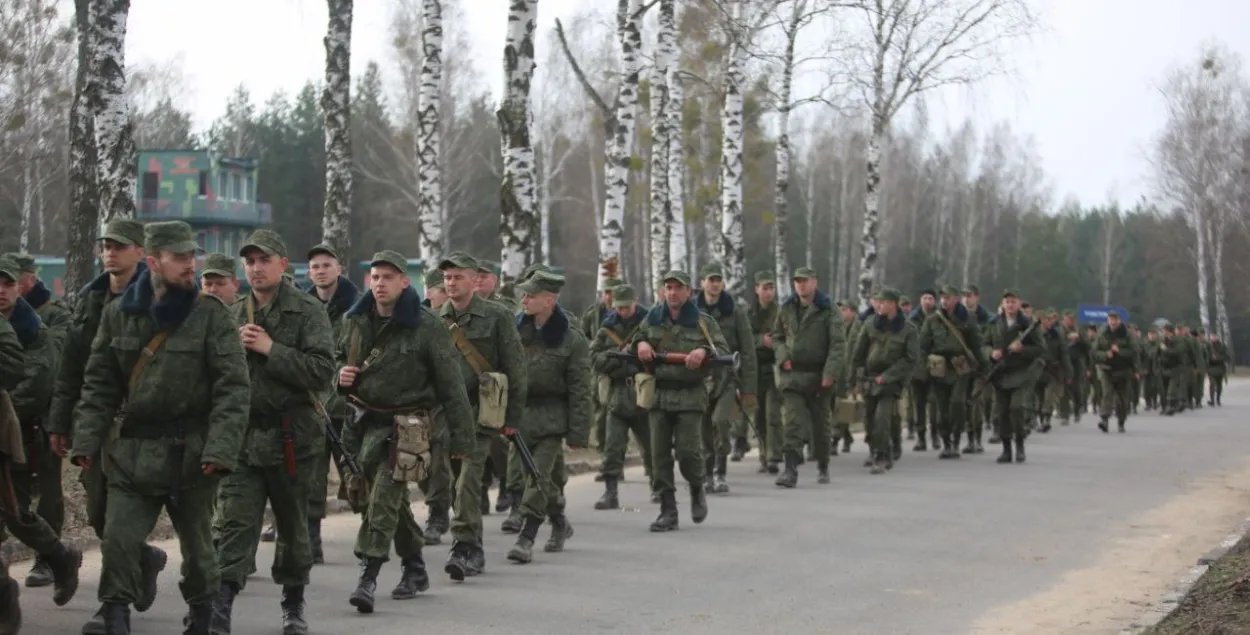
4;212;1236;635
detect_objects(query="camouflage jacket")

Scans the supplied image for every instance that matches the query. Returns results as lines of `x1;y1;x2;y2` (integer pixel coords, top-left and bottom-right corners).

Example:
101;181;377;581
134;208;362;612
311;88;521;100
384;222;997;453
338;287;475;463
1210;341;1229;370
1065;327;1091;371
772;290;844;393
695;291;758;395
232;282;336;466
0;313;24;390
47;263;148;437
516;307;592;444
484;290;518;313
748;300;780;369
580;302;610;340
1092;323;1138;377
308;276;359;418
439;294;527;432
850;311;919;397
590;307;648;416
1157;335;1187;375
1192;336;1209;371
908;307;936;380
918;303;986;384
70;271;250;496
627;300;729;412
985;312;1045;390
24;279;71;354
846;305;875;375
4;298;55;420
1039;324;1074;381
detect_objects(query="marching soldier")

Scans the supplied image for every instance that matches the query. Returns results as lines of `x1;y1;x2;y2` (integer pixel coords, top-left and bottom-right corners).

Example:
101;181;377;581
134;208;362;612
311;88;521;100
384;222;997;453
69;221;250;634
1158;324;1186;415
961;286;993;453
1208;331;1228;406
1128;323;1145;413
198;253;240;305
475;259;515;518
505;272;591;563
1192;328;1209;409
3;253;71;348
1085;324;1103;412
438;251;526;580
1142;328;1161;410
582;276;622;485
0;257;82;609
1059;311;1088;424
336;251;474;612
694;263;757;494
986;289;1044;464
850;288;917;474
590;284;655;509
424;269;448;310
1035;309;1072;433
834;300;858;454
628;270;727;531
1091;310;1138;433
908;290;938;451
1;313;27;634
772;267;843;486
919;285;985;459
747;272;782;472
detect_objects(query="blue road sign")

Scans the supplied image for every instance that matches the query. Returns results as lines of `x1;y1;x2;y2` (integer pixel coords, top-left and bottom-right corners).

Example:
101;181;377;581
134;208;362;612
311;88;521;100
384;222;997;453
1076;304;1129;325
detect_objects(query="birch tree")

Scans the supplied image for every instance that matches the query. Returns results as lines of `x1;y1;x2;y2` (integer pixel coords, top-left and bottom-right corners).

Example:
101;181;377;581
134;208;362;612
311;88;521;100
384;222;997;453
845;0;1037;306
89;0;135;223
66;0;99;297
414;0;444;263
1094;207;1125;305
648;0;678;286
713;0;748;296
497;0;539;292
668;53;689;275
321;0;354;254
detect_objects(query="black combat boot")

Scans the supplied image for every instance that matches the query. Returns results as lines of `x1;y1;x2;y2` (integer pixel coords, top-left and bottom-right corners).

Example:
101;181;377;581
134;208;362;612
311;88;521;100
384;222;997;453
495;488;511;512
712;455;729;494
423;504;449;544
507;516;542;564
545;514;574;552
261;523;277;542
689;483;708;524
869;453;887;475
939;436;957;459
595;477;619;510
480;484;491;517
349;557;384;613
23;556;51;588
1014;437;1026;463
730;436;747;462
1039;417;1051;433
182;601;212;635
650;491;679;532
816;461;830;484
1163;400;1175;416
45;542;81;606
85;603;129;635
308;519;324;565
775;451;798;488
444;541;473;582
1098;415;1109;433
703;456;716;494
501;499;524;534
280;585;308;635
1117;416;1126;433
0;568;18;635
465;543;486;576
390;554;429;599
766;459;780;475
208;582;238;634
996;437;1014;464
962;431;976;454
914;434;927;452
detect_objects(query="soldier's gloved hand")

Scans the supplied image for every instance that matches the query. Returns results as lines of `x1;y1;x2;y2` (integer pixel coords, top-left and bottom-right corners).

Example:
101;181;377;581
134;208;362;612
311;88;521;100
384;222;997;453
741;393;757;412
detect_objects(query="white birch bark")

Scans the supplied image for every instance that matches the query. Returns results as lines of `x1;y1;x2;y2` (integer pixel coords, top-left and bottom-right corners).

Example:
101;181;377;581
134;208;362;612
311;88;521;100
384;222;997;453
415;0;444;264
715;0;747;297
321;0;354;252
598;0;642;288
648;0;676;287
67;0;100;297
857;122;883;307
773;0;802;285
1190;205;1211;328
497;0;540;289
20;160;33;252
667;60;688;275
538;159;552;265
90;0;135;223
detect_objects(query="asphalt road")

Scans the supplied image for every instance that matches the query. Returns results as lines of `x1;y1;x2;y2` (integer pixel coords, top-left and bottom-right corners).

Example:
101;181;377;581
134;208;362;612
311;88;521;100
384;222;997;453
20;381;1250;635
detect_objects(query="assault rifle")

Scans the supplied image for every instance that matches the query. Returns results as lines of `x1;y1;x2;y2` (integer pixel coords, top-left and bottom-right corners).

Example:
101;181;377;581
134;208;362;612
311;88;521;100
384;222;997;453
971;319;1040;400
605;350;741;371
501;426;539;478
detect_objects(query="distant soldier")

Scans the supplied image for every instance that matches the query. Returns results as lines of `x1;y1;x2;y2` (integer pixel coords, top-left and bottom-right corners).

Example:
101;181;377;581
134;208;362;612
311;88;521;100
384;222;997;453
746;271;782;473
694;263;756;494
1059;311;1088;424
1127;323;1145;414
1034;308;1071;433
473;260;515;519
834;300;858;454
199;253;240;305
628;270;727;531
1091;310;1138;434
986;289;1044;464
850;288;917;474
908;290;938;451
70;221;249;633
1174;324;1195;412
1208;331;1228;406
423;269;448;310
3;253;71;350
336;251;474;611
1142;328;1161;410
960;286;993;454
1157;324;1187;415
582;276;623;471
772;267;843;486
919;285;985;459
1192;328;1209;410
1085;324;1102;411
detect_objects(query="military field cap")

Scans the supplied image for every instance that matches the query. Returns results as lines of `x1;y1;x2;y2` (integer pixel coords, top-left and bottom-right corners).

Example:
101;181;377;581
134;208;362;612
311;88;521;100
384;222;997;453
145;221;200;254
1;253;36;274
602;276;624;290
0;257;18;282
99;218;145;246
919;288;937;299
1163;322;1175;331
200;253;236;278
793;266;817;280
900;295;912;305
371;250;409;274
475;259;502;275
873;287;902;302
939;284;961;297
700;262;724;279
424;269;445;289
963;284;980;295
754;271;776;284
661;270;692;287
1044;307;1058;317
439;250;478;271
307;242;339;261
611;284;637;307
517;271;565;295
1001;288;1020;298
521;263;551;280
240;229;288;258
1105;309;1121;318
1063;310;1075;317
1021;302;1032;309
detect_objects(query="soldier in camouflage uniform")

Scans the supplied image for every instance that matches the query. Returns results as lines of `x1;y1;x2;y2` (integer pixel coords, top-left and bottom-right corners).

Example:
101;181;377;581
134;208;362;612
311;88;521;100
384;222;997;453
1157;324;1187;415
918;285;986;459
747;272;782;473
835;300;858;454
986;290;1044;464
475;259;515;517
0;257;83;610
209;230;335;635
1207;332;1228;406
582;276;622;479
438;251;526;580
0;313;26;634
70;221;250;634
199;253;240;305
1142;328;1161;410
694;263;757;494
424;269;448;310
336;251;474;612
850;288;917;474
628;270;727;532
1092;310;1138;434
772;267;843;486
419;267;457;546
1059;311;1088;424
961;286;993;453
1034;309;1072;433
590;284;655;510
1192;328;1209;410
908;290;938;451
505;272;591;563
1085;324;1103;412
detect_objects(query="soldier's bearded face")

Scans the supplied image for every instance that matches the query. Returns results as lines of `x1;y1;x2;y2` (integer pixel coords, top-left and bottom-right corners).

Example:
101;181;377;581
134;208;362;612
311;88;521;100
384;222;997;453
151;251;197;290
940;295;959;312
201;274;239;304
243;250;287;293
0;277;16;314
100;240;144;275
755;283;776;304
663;281;690;308
443;268;474;301
308;254;341;289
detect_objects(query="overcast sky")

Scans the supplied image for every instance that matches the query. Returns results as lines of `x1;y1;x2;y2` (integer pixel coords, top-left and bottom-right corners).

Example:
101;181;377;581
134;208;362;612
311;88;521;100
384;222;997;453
125;0;1250;209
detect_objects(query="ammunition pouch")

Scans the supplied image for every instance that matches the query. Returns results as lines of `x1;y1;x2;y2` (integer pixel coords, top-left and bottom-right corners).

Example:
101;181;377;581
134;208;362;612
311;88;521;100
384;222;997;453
391;410;436;483
926;354;948;378
477;372;509;430
950;355;973;376
634;372;656;409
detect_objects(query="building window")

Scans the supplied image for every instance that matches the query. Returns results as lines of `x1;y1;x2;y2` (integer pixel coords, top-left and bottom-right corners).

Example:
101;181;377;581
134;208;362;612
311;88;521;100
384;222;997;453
141;172;160;199
239;175;250;202
198;171;209;197
232;174;244;202
195;230;207;251
218;172;228;200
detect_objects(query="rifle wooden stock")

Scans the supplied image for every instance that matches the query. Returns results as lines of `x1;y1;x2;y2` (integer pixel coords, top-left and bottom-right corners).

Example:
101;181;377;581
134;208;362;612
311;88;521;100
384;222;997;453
606;350;741;370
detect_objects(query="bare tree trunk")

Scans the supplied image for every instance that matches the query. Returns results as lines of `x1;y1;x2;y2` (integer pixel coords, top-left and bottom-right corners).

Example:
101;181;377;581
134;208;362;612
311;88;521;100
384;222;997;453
598;0;642;287
415;0;444;264
667;58;687;278
1210;212;1230;345
961;186;979;288
322;0;354;253
67;0;100;300
715;0;747;297
773;11;797;284
497;0;539;291
857;116;884;308
538;160;552;265
647;0;675;287
34;139;45;251
1190;204;1211;328
20;160;33;252
802;165;816;267
90;0;135;224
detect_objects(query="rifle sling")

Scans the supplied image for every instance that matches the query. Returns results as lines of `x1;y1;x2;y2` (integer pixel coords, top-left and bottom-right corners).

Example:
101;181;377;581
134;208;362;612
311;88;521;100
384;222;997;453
934;309;978;362
443;316;495;374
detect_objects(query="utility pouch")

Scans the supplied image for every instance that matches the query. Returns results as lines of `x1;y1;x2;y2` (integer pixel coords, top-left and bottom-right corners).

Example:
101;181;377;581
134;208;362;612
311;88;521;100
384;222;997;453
950;355;973;376
926;354;948;378
634;372;656;409
391;412;434;483
477;372;509;430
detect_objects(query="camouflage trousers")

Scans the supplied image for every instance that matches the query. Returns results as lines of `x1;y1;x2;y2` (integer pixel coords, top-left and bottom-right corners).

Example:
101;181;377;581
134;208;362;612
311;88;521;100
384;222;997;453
1193;372;1206;404
649;410;704;494
931;376;972;443
353;443;426;561
1058;366;1086;420
29;432;64;540
700;389;737;460
518;436;568;520
755;379;782;464
780;388;832;463
993;384;1032;440
424;445;457;510
450;431;494;546
80;458;108;539
1098;369;1134;422
308;416;345;520
1143;372;1160;407
1166;371;1190;404
603;409;652;485
0;467;62;557
909;379;937;439
1209;370;1226;402
863;391;899;460
213;463;313;590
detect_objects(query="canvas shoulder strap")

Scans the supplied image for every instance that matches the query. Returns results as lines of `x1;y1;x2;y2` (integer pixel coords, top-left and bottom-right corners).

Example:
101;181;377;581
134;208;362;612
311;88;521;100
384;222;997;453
443;314;495;374
601;328;625;347
696;316;720;355
129;331;172;393
935;310;977;360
